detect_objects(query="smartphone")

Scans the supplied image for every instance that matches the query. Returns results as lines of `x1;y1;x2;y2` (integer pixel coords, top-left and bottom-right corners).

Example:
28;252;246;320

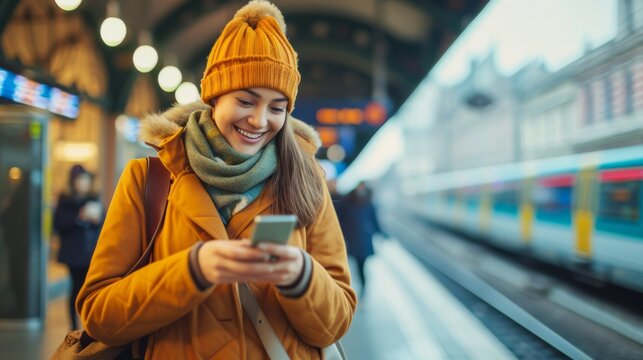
250;215;297;247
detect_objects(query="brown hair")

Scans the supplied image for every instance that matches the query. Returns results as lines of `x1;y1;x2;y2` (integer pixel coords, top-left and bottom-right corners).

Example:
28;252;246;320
269;119;324;227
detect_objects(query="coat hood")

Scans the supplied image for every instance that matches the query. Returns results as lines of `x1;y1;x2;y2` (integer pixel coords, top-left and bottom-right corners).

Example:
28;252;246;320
139;101;321;154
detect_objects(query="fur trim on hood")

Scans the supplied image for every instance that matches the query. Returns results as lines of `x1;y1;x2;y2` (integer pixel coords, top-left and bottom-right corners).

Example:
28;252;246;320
139;102;321;150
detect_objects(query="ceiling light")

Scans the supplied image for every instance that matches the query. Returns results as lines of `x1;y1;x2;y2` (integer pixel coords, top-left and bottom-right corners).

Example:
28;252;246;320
8;167;22;181
54;142;98;162
100;17;126;47
175;82;200;104
55;0;82;11
158;66;183;92
133;45;158;73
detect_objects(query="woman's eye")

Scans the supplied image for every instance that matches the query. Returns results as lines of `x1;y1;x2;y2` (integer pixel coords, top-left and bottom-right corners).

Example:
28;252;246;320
270;107;286;113
237;99;253;106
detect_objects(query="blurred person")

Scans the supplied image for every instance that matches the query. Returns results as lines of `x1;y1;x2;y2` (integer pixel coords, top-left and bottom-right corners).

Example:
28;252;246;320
326;178;343;203
53;164;103;329
75;1;356;358
340;182;386;296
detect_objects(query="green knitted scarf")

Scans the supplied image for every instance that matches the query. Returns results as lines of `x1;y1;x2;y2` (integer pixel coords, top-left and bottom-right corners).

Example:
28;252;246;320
184;110;277;224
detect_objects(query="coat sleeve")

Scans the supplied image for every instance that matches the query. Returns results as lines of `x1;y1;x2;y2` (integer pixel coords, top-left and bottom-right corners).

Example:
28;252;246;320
275;181;357;347
76;159;213;346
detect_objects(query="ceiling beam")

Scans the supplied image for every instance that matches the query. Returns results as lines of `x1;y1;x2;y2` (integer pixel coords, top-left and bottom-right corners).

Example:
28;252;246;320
153;0;432;48
294;40;415;91
187;37;414;89
182;11;422;82
183;39;411;103
153;0;237;45
403;0;469;33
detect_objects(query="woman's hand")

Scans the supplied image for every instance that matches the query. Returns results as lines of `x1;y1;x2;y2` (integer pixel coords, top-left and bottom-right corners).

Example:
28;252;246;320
79;202;102;224
197;240;304;286
256;242;305;287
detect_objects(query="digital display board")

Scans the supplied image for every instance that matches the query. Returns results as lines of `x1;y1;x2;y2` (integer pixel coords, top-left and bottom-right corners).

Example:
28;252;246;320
292;98;390;166
293;99;388;128
0;67;80;119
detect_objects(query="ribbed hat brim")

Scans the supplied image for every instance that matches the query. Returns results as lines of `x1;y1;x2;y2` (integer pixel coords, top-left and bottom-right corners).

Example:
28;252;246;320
201;58;300;112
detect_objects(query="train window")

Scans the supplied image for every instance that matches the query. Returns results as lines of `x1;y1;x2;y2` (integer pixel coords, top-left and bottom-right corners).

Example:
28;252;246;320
492;182;519;213
533;174;574;223
598;181;640;222
533;186;573;223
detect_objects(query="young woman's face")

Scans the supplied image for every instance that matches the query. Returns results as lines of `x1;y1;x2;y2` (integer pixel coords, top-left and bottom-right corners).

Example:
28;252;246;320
73;173;92;195
211;88;288;155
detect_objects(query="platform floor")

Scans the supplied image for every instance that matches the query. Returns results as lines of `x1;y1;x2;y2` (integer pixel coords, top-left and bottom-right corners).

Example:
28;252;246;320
0;240;515;360
342;240;514;360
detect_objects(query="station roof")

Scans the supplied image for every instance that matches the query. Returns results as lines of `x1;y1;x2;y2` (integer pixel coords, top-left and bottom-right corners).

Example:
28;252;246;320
78;0;489;112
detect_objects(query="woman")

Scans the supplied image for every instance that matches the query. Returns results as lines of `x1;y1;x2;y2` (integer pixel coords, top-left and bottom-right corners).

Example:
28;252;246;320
54;164;103;329
76;1;357;359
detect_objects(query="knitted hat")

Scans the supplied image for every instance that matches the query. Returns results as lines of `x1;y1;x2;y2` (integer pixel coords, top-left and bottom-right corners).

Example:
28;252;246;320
200;0;300;113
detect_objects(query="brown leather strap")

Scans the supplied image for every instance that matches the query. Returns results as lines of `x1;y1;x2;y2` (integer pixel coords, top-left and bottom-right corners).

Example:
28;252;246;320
81;157;171;357
125;157;171;276
128;157;171;357
145;157;171;245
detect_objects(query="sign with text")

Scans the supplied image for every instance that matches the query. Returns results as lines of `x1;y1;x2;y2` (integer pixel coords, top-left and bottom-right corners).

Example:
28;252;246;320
293;99;387;165
0;67;80;119
293;99;388;128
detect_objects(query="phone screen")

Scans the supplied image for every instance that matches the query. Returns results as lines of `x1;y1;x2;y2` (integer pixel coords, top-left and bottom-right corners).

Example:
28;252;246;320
251;215;297;247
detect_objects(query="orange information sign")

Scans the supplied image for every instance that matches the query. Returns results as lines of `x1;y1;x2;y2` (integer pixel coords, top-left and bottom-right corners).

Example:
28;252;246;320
315;101;387;126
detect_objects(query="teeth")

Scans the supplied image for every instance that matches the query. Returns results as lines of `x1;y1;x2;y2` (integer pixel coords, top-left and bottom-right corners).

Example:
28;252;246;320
236;127;263;139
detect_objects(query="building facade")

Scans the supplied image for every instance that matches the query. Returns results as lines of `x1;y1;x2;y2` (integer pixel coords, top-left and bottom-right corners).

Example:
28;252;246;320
399;0;643;176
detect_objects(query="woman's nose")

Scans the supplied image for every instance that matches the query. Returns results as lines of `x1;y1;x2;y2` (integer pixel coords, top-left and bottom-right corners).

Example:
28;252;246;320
248;107;268;128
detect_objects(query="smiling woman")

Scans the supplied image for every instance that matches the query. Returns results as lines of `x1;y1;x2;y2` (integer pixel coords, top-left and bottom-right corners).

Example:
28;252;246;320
74;1;356;359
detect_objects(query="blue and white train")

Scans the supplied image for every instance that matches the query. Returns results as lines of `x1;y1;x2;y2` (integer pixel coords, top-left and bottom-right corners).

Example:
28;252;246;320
403;145;643;292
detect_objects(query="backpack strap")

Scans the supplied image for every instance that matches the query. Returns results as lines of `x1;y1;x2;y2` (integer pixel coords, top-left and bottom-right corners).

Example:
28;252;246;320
125;157;171;276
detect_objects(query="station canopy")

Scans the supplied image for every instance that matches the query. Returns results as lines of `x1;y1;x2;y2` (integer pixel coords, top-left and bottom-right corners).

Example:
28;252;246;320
77;0;489;166
78;0;489;112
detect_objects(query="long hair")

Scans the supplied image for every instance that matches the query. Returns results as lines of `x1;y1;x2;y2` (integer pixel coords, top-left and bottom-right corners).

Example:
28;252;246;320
269;119;324;227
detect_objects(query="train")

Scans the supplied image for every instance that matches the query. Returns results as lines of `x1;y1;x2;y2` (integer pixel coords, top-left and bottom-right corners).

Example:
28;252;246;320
401;145;643;293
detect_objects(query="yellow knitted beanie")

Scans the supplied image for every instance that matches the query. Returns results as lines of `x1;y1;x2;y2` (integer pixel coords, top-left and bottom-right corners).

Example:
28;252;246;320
200;0;300;113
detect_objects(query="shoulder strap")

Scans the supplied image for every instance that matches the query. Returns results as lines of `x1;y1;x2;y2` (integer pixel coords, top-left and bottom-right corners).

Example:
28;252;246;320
239;283;291;360
125;157;171;276
239;283;347;360
80;157;171;356
144;157;171;245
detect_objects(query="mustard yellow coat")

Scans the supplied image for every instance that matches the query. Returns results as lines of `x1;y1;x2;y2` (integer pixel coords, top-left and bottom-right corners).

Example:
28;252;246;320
77;102;357;359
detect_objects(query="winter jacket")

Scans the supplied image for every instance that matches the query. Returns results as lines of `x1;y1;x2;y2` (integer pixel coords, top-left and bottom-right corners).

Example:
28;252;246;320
53;194;102;268
335;194;380;262
76;102;357;359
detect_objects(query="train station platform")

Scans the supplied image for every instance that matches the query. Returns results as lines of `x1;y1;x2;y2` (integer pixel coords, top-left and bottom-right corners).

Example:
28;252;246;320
342;239;515;360
0;239;516;360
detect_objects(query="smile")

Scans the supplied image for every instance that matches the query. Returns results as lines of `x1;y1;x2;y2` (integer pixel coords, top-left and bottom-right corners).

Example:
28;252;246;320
235;126;264;140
